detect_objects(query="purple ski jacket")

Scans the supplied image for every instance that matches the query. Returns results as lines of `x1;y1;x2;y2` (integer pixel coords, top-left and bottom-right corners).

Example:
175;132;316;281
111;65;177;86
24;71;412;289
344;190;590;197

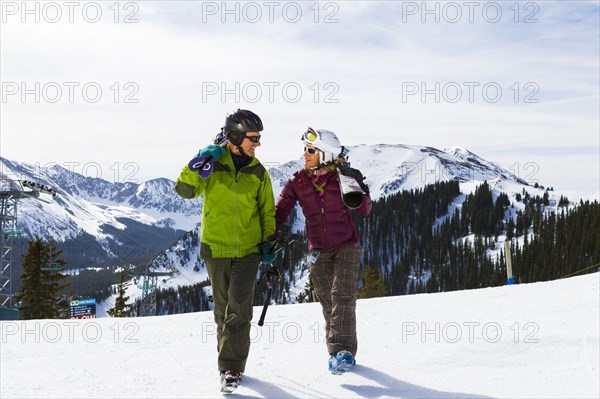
275;170;372;252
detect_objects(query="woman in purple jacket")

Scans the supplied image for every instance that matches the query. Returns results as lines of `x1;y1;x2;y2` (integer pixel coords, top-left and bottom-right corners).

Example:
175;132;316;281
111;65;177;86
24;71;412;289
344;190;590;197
275;127;372;373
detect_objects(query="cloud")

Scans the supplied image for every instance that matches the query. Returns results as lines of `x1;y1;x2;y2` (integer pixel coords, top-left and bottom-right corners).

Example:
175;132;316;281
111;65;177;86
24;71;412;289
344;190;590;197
0;1;598;191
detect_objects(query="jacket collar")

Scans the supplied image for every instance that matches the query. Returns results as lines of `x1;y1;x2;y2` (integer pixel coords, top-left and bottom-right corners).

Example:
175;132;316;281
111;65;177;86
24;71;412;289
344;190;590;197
221;146;260;171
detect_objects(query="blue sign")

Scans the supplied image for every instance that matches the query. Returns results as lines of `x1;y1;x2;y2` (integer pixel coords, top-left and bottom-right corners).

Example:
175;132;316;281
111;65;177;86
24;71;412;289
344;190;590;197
70;298;96;307
69;298;97;319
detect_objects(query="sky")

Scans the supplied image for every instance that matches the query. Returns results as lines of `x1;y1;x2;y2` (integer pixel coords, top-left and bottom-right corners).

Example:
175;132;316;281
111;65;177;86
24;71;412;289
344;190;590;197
1;1;599;193
1;272;598;398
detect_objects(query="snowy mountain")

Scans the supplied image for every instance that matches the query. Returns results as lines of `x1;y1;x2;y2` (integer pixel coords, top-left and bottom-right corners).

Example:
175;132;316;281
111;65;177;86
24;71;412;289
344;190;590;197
269;144;530;200
2;272;598;398
346;144;528;198
266;143;551;239
1;144;588;307
0;157;202;239
0;157;202;272
0;144;563;245
114;144;564;309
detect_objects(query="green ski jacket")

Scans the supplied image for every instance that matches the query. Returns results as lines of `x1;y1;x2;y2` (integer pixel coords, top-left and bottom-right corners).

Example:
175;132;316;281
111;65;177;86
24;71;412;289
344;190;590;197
175;148;276;259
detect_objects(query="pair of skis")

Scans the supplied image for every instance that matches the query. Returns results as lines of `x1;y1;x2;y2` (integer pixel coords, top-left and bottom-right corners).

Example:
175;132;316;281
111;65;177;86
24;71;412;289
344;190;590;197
337;164;368;209
188;131;228;178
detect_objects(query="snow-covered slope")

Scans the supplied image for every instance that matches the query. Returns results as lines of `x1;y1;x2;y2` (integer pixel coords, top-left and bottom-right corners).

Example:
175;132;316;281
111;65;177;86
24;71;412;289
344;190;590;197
99;143;588;307
269;144;531;200
270;143;583;214
0;157;202;242
97;229;210;317
0;144;586;244
2;145;594;304
2;273;598;398
345;144;527;198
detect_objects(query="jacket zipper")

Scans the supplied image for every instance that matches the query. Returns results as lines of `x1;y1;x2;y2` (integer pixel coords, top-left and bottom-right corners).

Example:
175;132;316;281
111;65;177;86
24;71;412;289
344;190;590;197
233;163;251;256
322;185;328;247
310;174;329;248
233;169;239;256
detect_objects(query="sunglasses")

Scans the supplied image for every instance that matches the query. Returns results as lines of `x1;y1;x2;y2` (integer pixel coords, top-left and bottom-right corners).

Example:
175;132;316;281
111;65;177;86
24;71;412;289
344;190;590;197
301;127;319;143
304;146;319;155
244;134;261;143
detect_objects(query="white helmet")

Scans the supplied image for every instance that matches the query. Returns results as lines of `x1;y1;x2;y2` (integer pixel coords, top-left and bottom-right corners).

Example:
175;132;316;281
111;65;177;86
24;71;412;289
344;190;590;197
301;127;343;164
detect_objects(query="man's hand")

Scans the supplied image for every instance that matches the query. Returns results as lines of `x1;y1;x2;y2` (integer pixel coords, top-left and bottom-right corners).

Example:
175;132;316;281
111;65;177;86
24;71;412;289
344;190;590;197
197;144;226;161
261;242;278;264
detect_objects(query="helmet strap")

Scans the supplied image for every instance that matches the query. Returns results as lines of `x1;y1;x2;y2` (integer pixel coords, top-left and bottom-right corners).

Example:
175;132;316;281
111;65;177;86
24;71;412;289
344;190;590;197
235;145;252;160
319;150;341;166
310;160;336;172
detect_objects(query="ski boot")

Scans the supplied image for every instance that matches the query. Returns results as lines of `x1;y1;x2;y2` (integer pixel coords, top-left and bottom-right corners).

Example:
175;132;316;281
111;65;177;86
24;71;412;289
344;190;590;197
336;350;356;372
220;370;243;394
329;350;355;374
328;353;339;374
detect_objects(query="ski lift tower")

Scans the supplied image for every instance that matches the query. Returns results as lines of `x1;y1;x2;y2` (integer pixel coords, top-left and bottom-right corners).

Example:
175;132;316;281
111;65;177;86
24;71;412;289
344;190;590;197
0;179;57;310
129;265;172;317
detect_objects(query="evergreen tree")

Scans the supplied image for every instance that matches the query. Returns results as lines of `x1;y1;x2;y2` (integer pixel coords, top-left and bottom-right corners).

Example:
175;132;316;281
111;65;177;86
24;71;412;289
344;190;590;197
515;193;522;202
14;237;70;320
558;195;570;207
296;278;316;303
506;218;515;240
107;270;133;317
359;266;388;298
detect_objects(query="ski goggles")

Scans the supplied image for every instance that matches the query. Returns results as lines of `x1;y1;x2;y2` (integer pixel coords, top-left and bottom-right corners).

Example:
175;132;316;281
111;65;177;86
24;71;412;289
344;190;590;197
244;134;261;143
304;146;319;155
301;127;319;144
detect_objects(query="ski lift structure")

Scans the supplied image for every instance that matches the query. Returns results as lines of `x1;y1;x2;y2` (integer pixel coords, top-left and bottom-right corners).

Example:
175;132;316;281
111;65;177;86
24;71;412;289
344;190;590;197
0;179;57;317
129;266;172;317
3;229;23;238
41;263;65;272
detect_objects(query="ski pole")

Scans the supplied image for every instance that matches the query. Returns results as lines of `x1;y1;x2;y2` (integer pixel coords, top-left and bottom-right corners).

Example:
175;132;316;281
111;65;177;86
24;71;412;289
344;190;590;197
256;226;298;326
257;265;278;326
258;290;271;326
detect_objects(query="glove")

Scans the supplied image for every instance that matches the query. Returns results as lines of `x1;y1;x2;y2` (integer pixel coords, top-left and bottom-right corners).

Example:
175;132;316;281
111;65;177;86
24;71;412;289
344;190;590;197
338;165;370;194
261;242;278;264
197;144;226;161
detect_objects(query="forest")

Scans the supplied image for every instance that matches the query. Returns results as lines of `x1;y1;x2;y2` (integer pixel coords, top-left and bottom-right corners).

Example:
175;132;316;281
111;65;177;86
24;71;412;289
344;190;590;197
146;179;599;314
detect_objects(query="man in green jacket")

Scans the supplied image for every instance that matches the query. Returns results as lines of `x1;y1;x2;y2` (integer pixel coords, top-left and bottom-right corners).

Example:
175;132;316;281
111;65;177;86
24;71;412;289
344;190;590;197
175;109;276;393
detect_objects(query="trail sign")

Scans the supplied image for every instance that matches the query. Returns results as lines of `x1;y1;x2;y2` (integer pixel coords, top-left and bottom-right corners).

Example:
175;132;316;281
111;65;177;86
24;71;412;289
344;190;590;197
69;298;96;319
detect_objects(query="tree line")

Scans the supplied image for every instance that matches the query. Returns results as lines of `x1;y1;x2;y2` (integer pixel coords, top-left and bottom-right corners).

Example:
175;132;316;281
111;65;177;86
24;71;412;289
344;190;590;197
352;180;599;296
14;179;599;318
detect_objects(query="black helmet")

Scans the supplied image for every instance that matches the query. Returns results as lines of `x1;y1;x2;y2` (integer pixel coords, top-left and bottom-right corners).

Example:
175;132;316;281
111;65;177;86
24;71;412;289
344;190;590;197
223;109;263;145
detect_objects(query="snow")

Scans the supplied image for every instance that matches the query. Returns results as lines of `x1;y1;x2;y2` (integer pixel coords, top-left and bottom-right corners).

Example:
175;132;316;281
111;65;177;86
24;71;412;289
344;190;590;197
0;157;203;242
2;144;596;251
2;273;598;399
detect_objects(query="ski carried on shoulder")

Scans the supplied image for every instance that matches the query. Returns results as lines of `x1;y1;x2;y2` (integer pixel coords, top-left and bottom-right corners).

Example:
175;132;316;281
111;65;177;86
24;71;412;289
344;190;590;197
190;131;229;179
337;153;369;209
188;155;214;178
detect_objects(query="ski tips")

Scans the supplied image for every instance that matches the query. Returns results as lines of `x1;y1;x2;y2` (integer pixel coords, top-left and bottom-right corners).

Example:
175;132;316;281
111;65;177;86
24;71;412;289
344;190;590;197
188;156;215;178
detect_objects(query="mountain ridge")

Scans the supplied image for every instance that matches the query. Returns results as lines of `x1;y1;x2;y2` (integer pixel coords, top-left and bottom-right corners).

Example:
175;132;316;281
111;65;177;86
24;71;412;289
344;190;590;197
0;143;589;306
